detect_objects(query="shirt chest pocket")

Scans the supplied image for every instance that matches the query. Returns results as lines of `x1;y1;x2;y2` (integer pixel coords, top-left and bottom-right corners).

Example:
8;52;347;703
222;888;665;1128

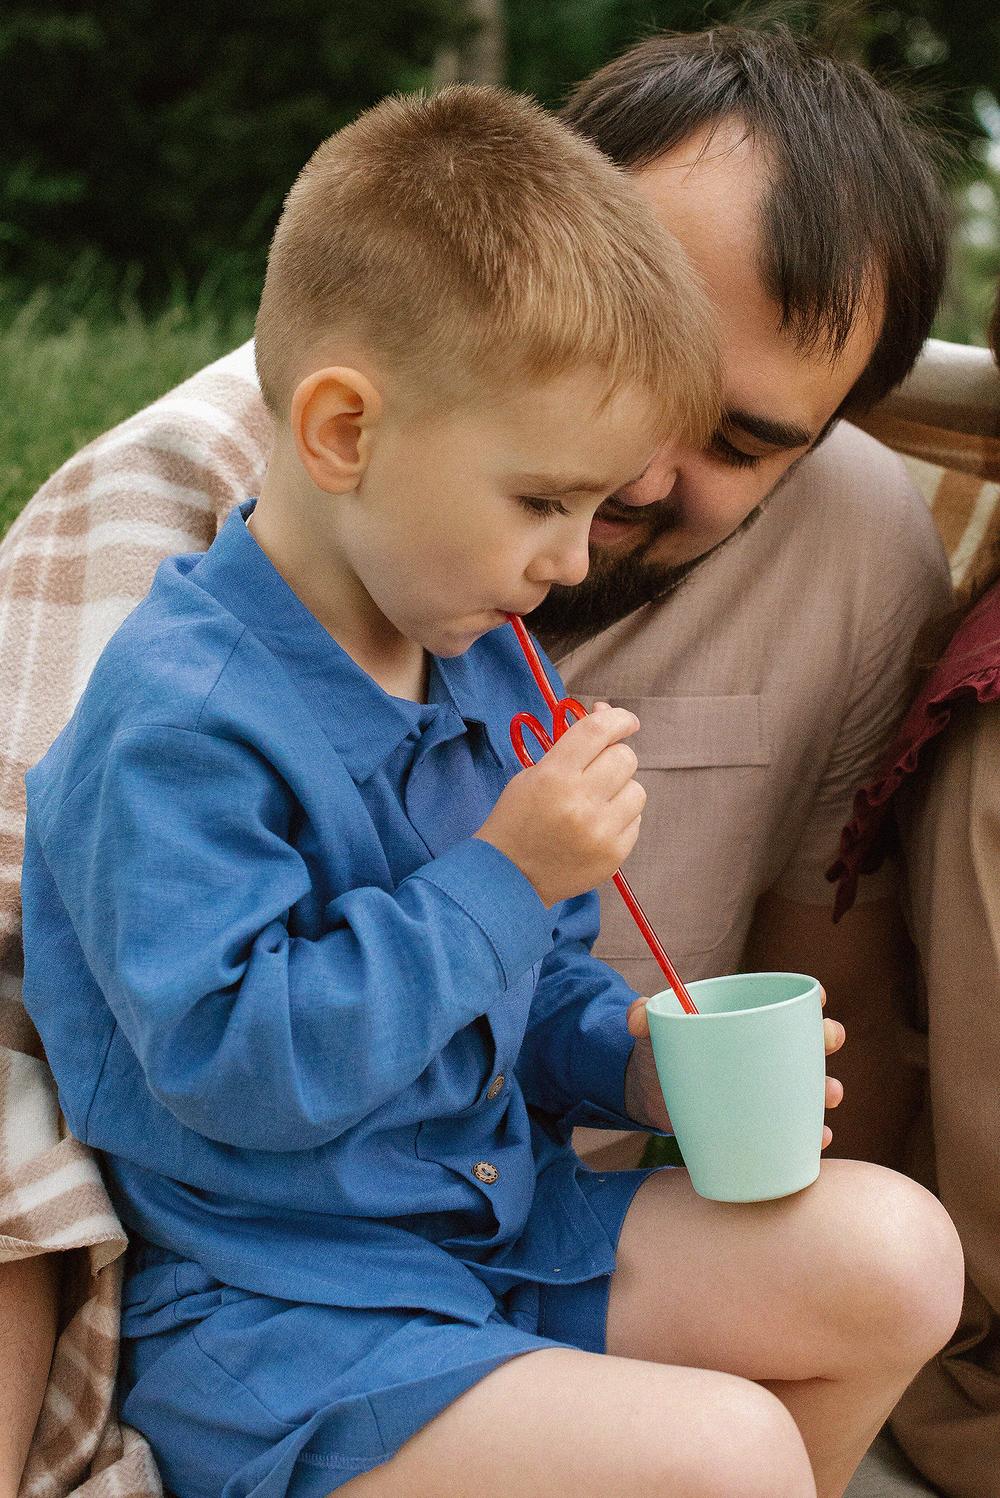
583;694;773;970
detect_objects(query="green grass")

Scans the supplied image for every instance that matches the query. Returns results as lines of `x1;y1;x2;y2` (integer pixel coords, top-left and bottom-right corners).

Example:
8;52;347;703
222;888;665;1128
0;287;254;540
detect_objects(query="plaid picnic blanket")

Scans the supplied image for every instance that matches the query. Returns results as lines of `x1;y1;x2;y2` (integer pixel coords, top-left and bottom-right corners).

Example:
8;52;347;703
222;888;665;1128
0;342;271;1497
1;338;997;1496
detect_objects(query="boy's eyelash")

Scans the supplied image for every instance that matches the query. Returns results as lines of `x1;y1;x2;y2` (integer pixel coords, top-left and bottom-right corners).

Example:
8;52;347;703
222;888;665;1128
709;432;764;471
516;495;571;518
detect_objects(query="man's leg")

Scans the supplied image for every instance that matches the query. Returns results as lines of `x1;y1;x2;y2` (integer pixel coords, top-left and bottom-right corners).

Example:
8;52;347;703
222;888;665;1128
606;1161;964;1498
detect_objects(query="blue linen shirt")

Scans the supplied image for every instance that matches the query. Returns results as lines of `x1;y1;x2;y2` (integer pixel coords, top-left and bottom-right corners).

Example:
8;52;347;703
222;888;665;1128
22;501;645;1327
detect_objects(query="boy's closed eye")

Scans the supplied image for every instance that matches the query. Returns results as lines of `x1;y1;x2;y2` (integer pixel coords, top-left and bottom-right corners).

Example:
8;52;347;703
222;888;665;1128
512;463;651;521
514;497;568;521
516;495;573;518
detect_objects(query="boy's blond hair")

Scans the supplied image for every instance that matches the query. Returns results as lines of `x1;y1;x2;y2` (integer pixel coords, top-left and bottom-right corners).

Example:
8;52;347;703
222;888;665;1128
255;84;718;443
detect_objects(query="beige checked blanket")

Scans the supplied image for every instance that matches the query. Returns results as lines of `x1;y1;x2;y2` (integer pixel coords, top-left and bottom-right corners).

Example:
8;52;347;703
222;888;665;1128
0;343;271;1497
1;340;997;1496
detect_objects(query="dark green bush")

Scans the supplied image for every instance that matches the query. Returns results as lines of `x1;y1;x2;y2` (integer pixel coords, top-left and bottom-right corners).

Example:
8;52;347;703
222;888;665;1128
0;1;471;311
1;1;997;331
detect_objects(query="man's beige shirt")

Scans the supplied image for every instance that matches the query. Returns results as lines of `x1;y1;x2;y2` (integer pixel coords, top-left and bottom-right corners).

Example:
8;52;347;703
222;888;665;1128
557;419;952;998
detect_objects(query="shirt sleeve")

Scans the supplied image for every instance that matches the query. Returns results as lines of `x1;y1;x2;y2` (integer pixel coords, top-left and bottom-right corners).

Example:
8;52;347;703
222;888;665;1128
774;457;953;906
516;890;650;1131
28;723;554;1152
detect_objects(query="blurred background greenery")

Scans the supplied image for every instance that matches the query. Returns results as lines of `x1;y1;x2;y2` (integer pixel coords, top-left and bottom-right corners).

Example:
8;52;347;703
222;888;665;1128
2;0;999;534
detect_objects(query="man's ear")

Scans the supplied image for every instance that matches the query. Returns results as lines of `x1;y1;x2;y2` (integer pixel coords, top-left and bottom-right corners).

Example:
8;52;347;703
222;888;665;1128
290;367;383;494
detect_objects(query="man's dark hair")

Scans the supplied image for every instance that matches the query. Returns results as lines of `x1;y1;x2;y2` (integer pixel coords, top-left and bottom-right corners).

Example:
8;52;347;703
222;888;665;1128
561;21;952;415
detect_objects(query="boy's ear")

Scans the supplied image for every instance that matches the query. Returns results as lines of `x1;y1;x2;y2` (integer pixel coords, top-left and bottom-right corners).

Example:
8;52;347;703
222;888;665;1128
290;367;383;494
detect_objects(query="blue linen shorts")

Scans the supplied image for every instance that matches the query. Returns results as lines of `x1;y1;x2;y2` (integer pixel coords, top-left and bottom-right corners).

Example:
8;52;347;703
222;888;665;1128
119;1167;659;1498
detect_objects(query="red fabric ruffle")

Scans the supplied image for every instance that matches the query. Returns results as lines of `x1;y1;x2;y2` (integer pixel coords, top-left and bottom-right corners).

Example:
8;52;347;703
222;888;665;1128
828;583;1000;921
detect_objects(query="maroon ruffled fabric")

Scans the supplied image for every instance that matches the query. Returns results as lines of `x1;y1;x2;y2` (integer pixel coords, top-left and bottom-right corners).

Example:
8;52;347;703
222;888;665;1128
828;582;1000;921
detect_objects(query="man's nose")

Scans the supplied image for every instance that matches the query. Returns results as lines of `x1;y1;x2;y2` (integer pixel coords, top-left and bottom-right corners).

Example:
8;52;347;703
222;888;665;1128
617;448;681;507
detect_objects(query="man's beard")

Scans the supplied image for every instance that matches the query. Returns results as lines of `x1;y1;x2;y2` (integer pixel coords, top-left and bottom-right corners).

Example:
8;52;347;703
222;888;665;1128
526;444;812;655
527;499;767;657
526;493;754;655
527;550;689;655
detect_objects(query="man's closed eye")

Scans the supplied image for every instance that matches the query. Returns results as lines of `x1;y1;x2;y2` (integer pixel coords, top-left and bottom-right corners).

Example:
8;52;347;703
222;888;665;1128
708;430;765;470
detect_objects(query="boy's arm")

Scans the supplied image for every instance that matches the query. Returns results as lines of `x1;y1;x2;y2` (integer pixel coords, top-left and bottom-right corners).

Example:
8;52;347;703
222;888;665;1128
0;342;265;1493
516;888;661;1132
25;724;555;1153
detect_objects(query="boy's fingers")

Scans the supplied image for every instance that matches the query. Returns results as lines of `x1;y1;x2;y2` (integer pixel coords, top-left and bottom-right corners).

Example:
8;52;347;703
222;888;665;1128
626;996;650;1038
824;1018;845;1055
614;813;643;864
603;775;647;826
822;1125;833;1150
825;1076;843;1109
581;738;641;796
544;708;640;773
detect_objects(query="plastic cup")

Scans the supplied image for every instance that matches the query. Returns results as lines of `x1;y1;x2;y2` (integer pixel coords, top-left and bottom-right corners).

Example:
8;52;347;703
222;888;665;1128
645;972;826;1202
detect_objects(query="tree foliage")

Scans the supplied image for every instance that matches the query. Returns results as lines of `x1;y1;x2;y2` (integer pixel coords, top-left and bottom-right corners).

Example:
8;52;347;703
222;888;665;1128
3;1;998;321
504;1;999;143
0;1;471;307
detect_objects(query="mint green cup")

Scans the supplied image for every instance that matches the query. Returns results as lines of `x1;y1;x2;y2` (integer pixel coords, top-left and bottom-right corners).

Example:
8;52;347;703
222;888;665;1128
645;973;825;1202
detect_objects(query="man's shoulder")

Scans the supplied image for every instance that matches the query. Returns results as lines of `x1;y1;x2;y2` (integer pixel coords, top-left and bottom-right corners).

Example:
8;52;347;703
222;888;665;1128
788;419;928;531
770;419;949;590
79;341;265;471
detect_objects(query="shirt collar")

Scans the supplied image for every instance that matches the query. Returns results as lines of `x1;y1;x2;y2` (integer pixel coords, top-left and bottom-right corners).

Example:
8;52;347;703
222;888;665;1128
188;501;508;780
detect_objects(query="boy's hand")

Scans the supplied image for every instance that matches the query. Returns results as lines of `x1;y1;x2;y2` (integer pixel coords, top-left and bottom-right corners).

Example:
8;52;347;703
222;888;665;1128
623;990;846;1148
476;704;644;907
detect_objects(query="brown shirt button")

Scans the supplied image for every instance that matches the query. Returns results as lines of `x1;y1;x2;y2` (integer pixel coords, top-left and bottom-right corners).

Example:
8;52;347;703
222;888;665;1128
486;1073;505;1101
472;1161;499;1185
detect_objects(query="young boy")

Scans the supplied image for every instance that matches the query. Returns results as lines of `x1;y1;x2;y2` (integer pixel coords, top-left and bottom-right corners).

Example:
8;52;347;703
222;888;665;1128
20;86;962;1498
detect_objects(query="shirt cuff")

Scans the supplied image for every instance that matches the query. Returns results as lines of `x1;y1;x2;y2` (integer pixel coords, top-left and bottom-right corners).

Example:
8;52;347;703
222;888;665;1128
564;996;636;1126
412;837;554;988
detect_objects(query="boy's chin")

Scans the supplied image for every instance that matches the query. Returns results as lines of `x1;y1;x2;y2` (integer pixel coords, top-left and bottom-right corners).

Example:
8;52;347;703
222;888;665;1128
428;613;507;657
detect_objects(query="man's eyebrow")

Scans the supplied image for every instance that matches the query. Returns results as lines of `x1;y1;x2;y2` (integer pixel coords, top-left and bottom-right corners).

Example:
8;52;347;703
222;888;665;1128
723;408;814;450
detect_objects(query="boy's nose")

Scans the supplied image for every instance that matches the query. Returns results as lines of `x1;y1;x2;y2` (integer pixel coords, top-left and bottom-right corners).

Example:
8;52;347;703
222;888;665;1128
527;529;591;589
550;531;592;587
